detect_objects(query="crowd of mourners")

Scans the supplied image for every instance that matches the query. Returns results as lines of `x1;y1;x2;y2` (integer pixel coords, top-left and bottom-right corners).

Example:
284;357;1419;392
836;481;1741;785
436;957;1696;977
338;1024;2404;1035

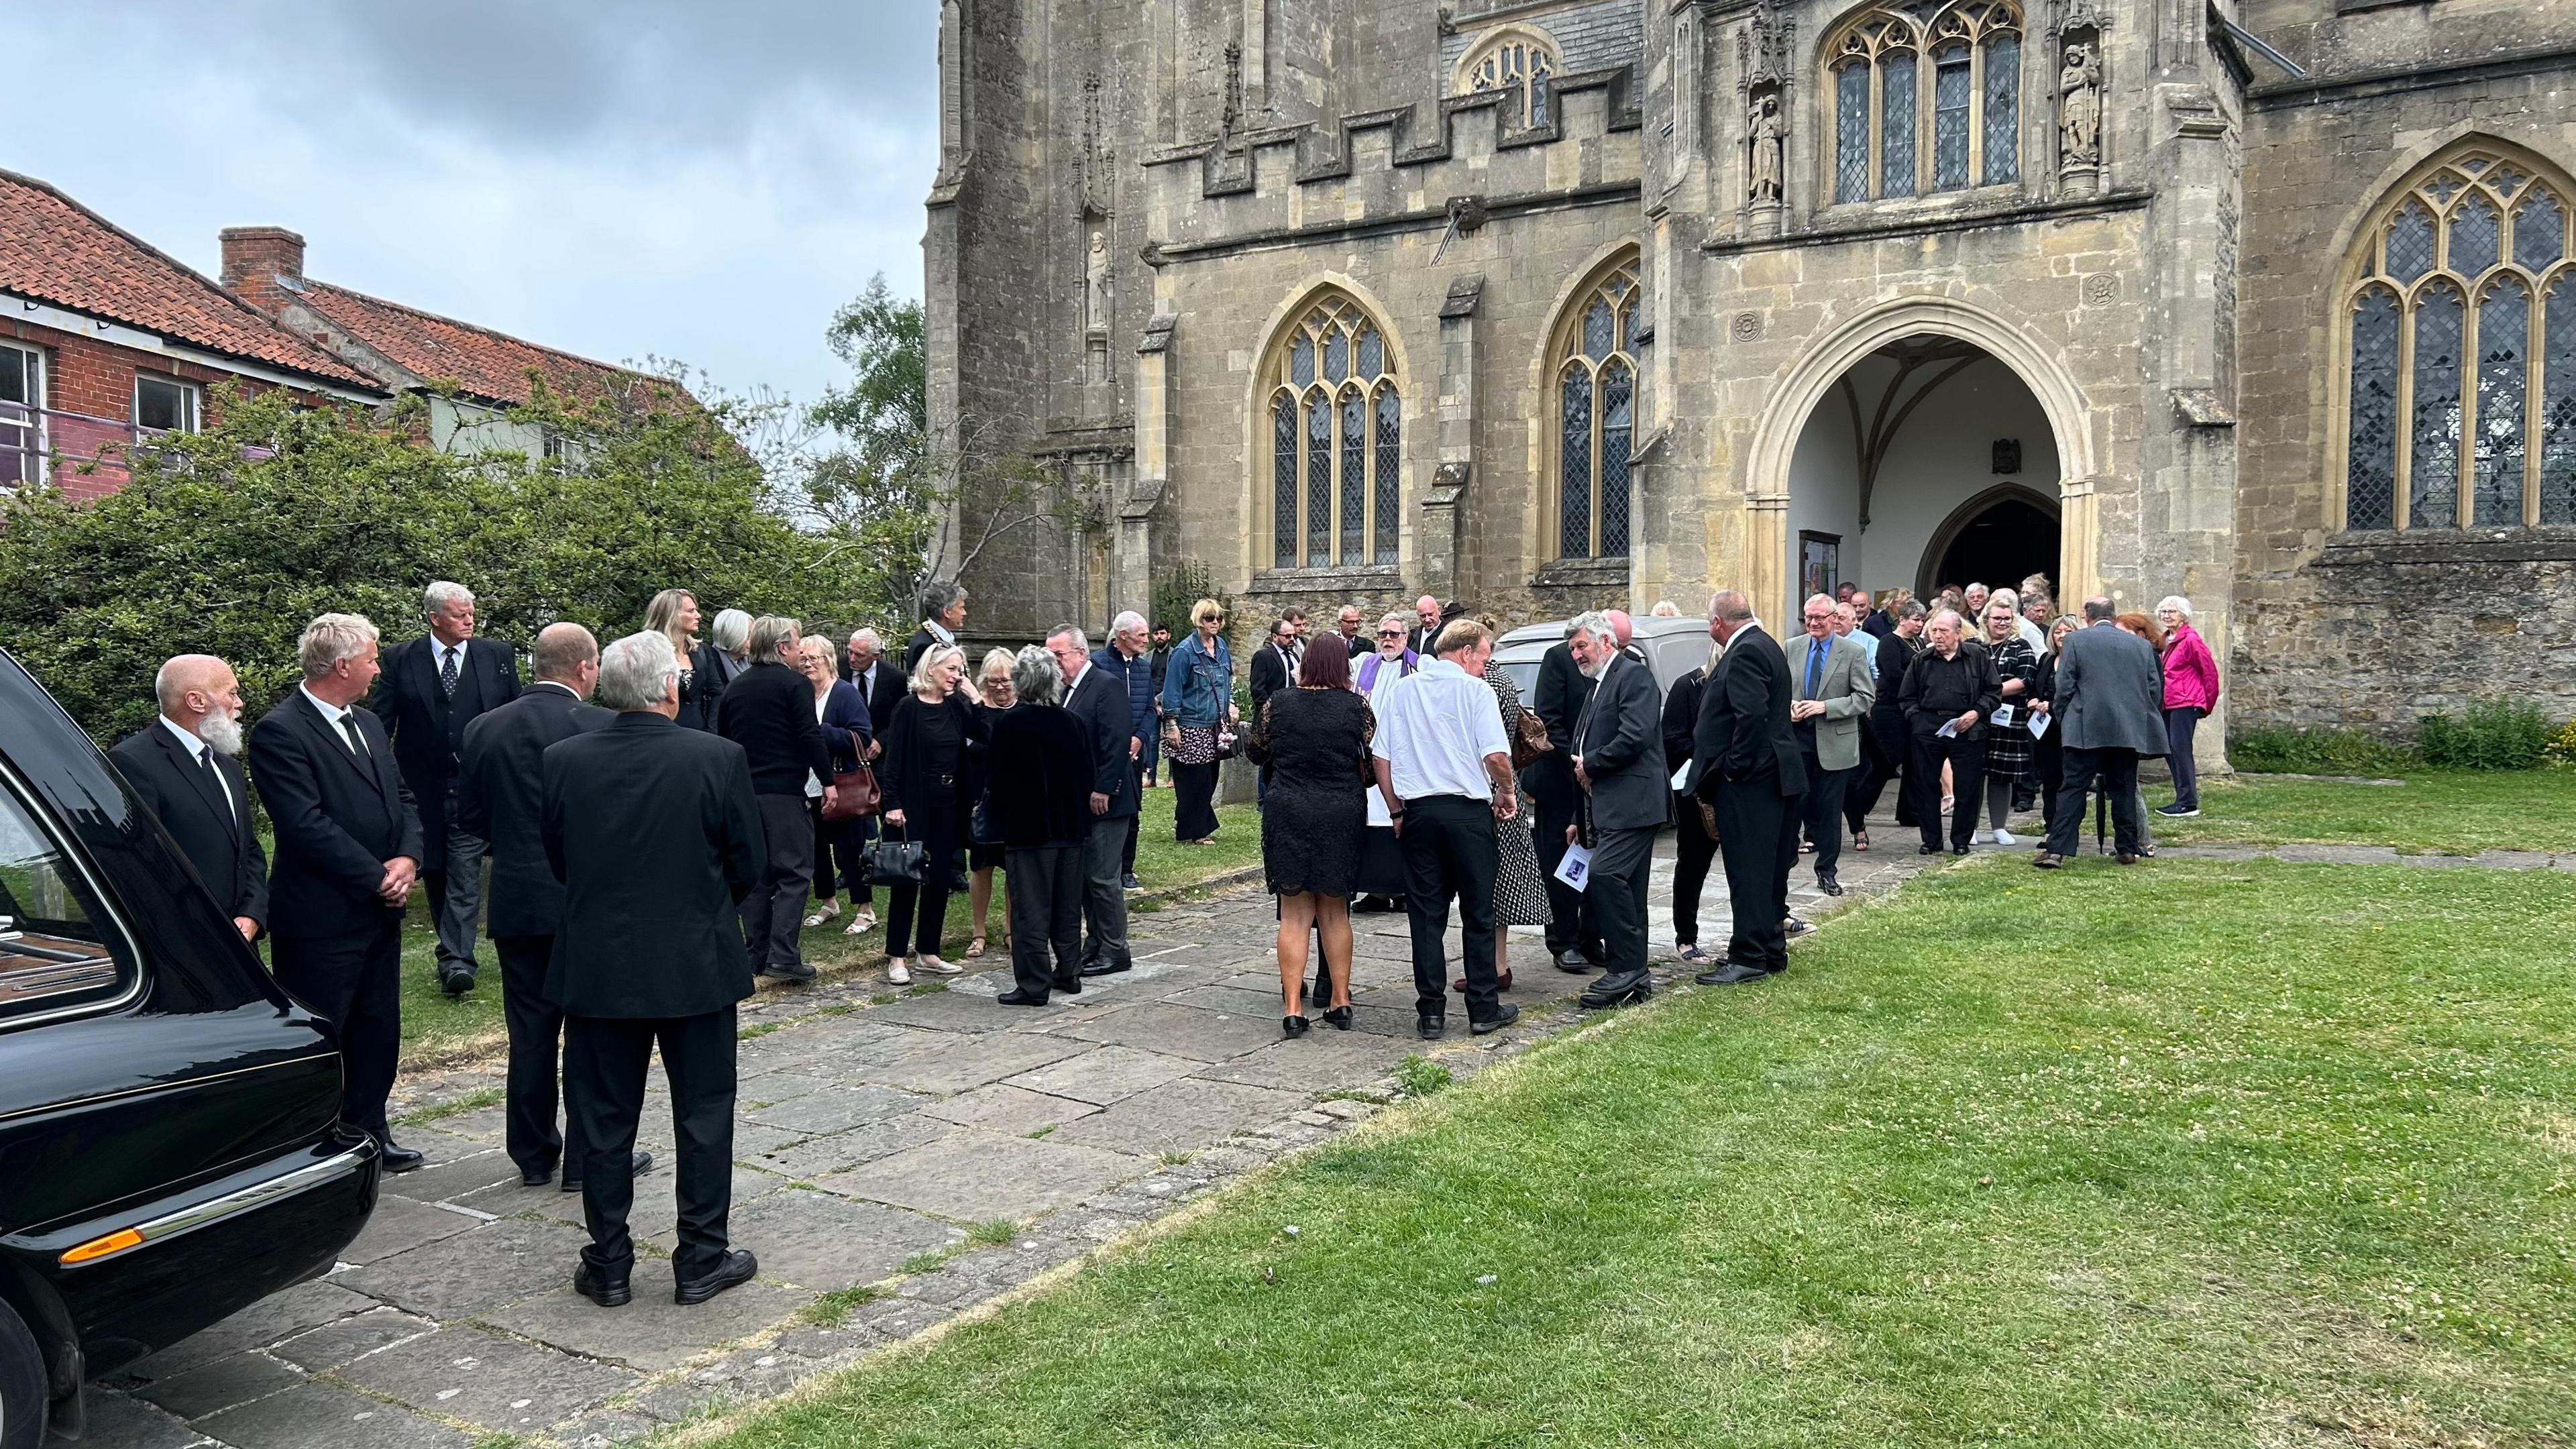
101;570;2212;1310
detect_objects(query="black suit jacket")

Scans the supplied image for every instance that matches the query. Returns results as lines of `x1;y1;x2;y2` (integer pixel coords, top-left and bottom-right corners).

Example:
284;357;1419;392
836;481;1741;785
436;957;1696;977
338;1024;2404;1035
109;722;268;932
1693;625;1809;800
1248;642;1298;717
371;635;519;866
248;691;425;940
715;660;833;796
1571;653;1670;833
853;660;906;749
541;712;765;1018
1523;639;1593;813
1063;662;1140;818
1407;623;1441;657
455;684;614;940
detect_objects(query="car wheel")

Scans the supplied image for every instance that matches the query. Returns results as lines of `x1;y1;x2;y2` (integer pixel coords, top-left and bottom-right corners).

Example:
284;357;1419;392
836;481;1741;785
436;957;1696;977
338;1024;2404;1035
0;1296;44;1449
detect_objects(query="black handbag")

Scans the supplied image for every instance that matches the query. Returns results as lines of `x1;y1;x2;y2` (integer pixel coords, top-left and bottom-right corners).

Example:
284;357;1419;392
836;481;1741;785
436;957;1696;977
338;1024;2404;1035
863;826;927;887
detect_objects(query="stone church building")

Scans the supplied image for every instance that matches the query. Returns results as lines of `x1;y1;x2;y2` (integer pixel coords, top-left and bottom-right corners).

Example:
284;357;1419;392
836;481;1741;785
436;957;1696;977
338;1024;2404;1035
925;0;2576;746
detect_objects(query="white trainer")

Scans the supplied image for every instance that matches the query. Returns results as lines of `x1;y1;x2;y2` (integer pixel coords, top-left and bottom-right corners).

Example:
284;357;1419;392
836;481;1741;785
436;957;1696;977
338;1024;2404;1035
1992;828;2016;846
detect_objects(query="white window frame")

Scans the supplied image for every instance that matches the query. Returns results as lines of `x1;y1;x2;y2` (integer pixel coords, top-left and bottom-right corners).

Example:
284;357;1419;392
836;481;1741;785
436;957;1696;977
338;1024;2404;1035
133;372;201;435
0;341;46;489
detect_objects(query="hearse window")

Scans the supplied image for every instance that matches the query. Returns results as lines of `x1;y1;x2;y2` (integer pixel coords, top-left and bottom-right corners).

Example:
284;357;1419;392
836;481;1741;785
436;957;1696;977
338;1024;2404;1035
0;773;135;1021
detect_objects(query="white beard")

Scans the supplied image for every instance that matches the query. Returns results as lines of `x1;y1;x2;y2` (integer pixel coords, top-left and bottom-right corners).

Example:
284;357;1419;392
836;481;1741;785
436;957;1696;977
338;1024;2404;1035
196;707;244;757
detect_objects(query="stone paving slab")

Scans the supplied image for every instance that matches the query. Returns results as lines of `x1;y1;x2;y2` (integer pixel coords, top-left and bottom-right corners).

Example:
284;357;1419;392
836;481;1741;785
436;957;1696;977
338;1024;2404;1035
120;1280;380;1380
382;1148;524;1205
1049;1079;1312;1157
337;1215;591;1320
819;1130;1146;1222
266;1305;436;1371
692;1187;961;1291
129;1350;303;1419
918;1082;1102;1132
334;1323;640;1434
195;1383;472;1449
848;1028;1092;1095
335;1195;480;1267
743;1114;953;1179
1002;1044;1201;1104
480;1263;812;1375
1053;1000;1284;1061
516;1166;788;1239
743;1082;931;1134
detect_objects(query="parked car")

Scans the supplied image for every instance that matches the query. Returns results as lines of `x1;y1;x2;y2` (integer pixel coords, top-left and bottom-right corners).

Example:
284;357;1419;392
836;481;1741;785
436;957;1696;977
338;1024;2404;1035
1491;612;1716;704
0;648;376;1445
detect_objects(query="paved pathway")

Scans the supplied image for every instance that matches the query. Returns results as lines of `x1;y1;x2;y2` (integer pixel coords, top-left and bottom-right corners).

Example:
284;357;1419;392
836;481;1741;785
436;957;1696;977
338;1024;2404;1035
91;818;2565;1448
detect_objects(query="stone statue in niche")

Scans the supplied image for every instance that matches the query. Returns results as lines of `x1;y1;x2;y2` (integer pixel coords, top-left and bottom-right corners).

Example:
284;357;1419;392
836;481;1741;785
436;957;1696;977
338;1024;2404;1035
2059;41;2102;167
1747;93;1784;204
1085;227;1111;334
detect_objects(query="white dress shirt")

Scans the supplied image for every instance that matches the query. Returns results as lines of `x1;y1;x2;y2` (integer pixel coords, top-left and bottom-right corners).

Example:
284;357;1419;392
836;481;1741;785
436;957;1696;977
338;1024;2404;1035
434;637;470;678
300;684;367;755
1063;659;1095;708
159;714;235;820
1370;658;1509;803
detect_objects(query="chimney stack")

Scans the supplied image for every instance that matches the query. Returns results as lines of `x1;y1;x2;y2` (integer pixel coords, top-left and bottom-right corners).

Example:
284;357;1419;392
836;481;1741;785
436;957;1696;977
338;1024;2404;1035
219;226;305;315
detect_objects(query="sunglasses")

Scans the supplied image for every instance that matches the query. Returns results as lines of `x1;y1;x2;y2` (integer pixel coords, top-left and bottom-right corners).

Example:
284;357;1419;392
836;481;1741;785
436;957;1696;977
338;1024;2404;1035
1377;629;1405;639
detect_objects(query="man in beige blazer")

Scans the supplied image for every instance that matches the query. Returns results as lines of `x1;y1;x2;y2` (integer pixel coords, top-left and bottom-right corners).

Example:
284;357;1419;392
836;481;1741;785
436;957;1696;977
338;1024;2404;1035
1788;594;1877;895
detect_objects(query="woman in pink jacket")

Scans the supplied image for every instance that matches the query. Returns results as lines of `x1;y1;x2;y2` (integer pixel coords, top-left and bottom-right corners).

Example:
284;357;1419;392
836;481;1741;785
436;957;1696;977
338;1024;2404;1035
2155;596;2218;817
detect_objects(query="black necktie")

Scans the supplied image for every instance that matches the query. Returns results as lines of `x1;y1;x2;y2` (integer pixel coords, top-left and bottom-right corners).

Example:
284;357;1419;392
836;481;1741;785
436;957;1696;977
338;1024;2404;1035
439;646;460;699
341;716;367;758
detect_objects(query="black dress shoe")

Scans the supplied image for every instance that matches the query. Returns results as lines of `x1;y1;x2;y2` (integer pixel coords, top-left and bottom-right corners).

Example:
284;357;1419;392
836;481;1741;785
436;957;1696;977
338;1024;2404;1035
1121;873;1142;891
1815;873;1844;896
1553;949;1595;973
1324;1005;1352;1030
1579;976;1651;1010
380;1142;425;1173
1917;845;1941;856
674;1248;758;1305
757;960;816;982
1695;962;1772;985
1949;845;1970;856
521;1167;552;1187
996;987;1050;1006
1282;1014;1311;1038
574;1260;631;1308
564;1150;653;1192
1053;977;1082;996
1417;1014;1445;1040
437;969;476;1000
1470;1004;1520;1036
1078;959;1132;977
2033;853;2065;869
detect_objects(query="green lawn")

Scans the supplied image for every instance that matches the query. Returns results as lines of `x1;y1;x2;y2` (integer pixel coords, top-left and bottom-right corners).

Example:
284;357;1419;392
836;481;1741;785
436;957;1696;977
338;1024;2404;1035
2154;765;2576;854
386;786;1260;1065
703;857;2576;1448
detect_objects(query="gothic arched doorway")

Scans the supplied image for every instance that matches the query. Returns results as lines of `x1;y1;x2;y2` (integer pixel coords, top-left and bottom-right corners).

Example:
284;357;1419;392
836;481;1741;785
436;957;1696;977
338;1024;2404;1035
1921;485;2061;602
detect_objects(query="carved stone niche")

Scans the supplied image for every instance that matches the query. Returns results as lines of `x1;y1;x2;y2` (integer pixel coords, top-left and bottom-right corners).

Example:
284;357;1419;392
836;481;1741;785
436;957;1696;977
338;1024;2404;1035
2047;2;2109;197
1735;0;1794;237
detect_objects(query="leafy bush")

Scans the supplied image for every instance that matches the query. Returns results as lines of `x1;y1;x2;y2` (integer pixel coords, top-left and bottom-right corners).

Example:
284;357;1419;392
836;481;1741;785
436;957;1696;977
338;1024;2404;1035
2418;698;2553;771
2548;718;2576;765
2228;726;2416;776
1150;559;1231;639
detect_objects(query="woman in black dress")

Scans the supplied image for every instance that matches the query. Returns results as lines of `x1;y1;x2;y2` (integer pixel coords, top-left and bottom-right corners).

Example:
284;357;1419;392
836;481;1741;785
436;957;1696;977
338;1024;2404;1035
877;642;988;985
1251;641;1371;1037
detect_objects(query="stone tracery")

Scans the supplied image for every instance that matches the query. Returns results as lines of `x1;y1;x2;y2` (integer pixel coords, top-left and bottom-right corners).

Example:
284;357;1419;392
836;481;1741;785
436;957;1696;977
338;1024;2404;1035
1827;0;2024;205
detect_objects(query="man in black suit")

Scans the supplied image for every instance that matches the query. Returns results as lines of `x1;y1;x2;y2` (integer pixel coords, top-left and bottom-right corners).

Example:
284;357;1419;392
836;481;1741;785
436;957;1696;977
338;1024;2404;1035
372;581;519;998
545;630;766;1308
718;615;835;981
1247;616;1299;720
110;654;266;943
1335;604;1370;659
2036;597;2169;867
1525;629;1600;971
1404;594;1445;657
1051;626;1137;978
455;623;647;1191
1564;613;1668;1010
905;580;969;674
248;614;427;1171
1692;589;1809;984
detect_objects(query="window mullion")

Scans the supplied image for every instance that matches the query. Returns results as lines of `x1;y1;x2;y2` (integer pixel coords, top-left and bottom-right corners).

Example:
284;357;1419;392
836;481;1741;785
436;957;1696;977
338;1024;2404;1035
1591;364;1605;557
1965;43;1984;184
2459;297;2479;529
2527;280;2546;527
2394;291;2416;531
1868;60;1883;201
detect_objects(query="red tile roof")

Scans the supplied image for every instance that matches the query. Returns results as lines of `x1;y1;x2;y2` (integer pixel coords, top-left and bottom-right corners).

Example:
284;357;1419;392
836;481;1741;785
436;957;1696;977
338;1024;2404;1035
294;279;641;408
0;170;385;392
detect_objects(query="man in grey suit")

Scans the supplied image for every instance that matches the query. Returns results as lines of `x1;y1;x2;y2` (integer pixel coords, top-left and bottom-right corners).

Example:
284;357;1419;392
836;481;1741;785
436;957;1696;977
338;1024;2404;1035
1564;611;1668;1010
2036;596;2167;867
1788;594;1876;896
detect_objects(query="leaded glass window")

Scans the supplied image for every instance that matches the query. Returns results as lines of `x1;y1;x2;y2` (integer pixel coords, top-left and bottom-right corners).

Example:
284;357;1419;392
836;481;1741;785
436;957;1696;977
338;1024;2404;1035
1552;255;1641;559
1263;292;1403;569
1981;34;2019;185
2341;147;2576;530
1459;30;1558;129
1933;49;1972;190
1835;64;1870;205
1882;58;1918;197
1827;3;2017;204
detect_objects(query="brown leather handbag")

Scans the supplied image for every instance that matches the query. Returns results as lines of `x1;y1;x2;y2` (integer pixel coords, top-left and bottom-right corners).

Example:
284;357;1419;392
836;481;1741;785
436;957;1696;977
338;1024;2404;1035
1510;709;1554;769
822;763;879;822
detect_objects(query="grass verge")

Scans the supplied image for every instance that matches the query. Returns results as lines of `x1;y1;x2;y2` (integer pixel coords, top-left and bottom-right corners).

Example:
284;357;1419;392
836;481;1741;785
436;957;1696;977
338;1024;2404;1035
698;857;2576;1448
2153;765;2576;854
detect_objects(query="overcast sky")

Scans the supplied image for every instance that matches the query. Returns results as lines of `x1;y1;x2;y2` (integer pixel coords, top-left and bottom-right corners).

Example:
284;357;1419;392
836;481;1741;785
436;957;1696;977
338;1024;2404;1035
18;2;936;407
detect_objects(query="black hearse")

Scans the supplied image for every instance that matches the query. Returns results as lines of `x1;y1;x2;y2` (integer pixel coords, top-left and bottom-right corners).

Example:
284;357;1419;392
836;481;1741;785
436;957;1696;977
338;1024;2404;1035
0;649;376;1444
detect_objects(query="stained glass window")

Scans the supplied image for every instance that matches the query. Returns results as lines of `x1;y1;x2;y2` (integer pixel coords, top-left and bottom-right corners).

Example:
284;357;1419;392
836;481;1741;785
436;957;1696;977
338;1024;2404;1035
1882;57;1918;198
1339;389;1366;564
2475;278;2530;525
1553;256;1641;559
2411;282;2464;529
1835;64;1870;205
1265;293;1401;569
1933;49;1972;191
2545;282;2576;525
1829;5;2017;203
1584;299;1614;360
1374;389;1401;564
1982;34;2019;186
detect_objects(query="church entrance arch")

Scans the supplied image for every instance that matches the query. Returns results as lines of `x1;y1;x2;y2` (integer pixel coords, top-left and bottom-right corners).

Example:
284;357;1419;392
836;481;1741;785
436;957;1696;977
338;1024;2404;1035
1745;298;2098;621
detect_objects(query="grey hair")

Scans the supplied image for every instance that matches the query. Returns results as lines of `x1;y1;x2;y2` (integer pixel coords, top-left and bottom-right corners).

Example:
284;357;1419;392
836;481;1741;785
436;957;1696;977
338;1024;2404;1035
919;579;968;620
1568;610;1617;645
1709;589;1754;624
2157;594;2194;621
297;613;380;680
710;608;751;653
1991;587;2020;612
597;631;680;710
423;580;474;618
1010;645;1061;705
910;642;964;697
746;615;802;661
1045;623;1091;655
1802;593;1835;615
1110;610;1146;637
849;627;883;653
978;646;1018;684
1928;608;1965;633
1896;599;1929;621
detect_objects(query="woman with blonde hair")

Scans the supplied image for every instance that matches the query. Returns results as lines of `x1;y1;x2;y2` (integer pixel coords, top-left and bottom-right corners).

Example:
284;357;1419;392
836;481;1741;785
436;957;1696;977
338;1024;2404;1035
645;588;709;729
877;642;989;983
962;647;1020;958
796;635;873;930
1157;598;1236;845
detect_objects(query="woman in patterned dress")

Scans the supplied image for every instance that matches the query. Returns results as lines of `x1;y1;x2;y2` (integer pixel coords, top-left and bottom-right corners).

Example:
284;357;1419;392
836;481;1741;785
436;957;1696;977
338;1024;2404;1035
1466;638;1546;996
1977;600;2040;845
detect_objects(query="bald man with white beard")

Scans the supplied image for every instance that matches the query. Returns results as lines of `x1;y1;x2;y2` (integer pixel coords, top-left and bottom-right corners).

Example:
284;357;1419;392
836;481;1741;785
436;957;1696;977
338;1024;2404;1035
109;655;268;942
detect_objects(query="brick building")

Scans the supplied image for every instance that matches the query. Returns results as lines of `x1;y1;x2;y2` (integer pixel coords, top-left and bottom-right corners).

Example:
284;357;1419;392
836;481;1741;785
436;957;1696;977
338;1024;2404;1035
928;0;2576;752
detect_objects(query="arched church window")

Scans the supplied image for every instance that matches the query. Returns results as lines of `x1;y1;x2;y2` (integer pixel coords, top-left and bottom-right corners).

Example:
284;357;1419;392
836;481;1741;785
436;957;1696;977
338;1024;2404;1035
1459;29;1559;130
1829;1;2021;205
2340;146;2576;531
1266;292;1401;570
1550;256;1643;560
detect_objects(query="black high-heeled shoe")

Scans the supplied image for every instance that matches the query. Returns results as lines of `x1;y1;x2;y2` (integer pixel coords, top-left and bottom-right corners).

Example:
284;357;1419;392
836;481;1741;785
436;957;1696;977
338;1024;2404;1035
1324;1005;1352;1030
1282;1014;1311;1038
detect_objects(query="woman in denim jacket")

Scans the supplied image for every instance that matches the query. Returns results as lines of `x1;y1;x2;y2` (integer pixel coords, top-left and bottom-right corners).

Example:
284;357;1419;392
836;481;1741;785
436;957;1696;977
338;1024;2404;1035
1158;598;1238;844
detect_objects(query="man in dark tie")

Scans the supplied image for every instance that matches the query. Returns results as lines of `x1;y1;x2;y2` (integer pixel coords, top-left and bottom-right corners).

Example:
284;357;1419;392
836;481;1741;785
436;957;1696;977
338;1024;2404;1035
1564;612;1668;1010
1692;589;1809;984
545;631;767;1307
1789;593;1876;896
372;580;520;998
1092;612;1159;891
1525;625;1601;973
248;613;427;1171
2036;596;2168;868
110;654;267;945
1051;625;1137;979
455;623;648;1192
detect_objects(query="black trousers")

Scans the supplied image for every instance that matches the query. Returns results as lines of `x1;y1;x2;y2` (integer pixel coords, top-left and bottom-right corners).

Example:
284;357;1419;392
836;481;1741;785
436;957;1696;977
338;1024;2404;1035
2035;738;2067;839
1399;795;1502;1023
1006;845;1084;996
1670;790;1721;948
1712;776;1800;971
272;917;402;1144
1533;794;1600;961
1843;731;1887;836
494;933;582;1179
2049;747;2144;857
1801;753;1852;879
1909;733;1987;851
1589;824;1658;987
1172;759;1220;839
564;1008;736;1280
1079;813;1132;971
885;802;961;958
810;798;867;902
741;793;816;971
